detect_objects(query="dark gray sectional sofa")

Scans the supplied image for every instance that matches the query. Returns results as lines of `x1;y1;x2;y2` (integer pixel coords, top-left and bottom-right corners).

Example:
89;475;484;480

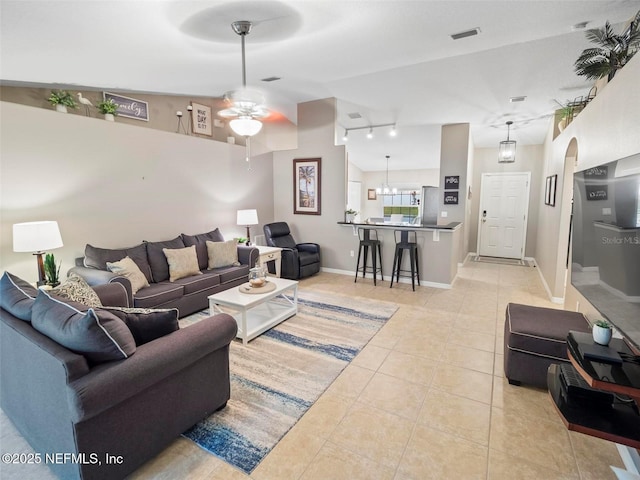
69;229;259;318
0;277;237;480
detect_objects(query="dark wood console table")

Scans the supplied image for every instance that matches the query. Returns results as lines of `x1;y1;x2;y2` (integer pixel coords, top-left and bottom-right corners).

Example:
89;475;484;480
548;331;640;478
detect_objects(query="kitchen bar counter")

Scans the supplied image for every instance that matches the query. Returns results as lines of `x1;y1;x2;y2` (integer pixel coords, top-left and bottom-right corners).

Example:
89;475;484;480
338;221;461;288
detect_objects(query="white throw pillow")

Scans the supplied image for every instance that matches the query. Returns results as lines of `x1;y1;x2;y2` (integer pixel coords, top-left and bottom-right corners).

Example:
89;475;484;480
206;240;239;269
107;256;150;293
162;245;202;282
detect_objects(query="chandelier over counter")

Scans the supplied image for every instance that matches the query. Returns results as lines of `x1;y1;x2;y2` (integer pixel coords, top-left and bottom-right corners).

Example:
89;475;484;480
498;120;516;163
376;155;397;195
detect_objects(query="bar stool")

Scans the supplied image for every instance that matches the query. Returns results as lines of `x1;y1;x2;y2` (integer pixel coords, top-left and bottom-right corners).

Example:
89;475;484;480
354;228;383;285
390;230;420;291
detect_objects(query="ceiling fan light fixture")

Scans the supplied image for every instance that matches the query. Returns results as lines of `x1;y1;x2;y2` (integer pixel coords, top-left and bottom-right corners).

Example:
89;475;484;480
230;117;263;137
498;121;516;163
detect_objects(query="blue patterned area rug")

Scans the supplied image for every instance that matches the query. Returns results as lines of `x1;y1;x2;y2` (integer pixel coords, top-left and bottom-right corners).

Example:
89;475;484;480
180;290;397;474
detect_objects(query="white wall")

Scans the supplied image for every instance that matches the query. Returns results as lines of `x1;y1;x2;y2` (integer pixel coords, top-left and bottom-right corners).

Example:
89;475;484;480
470;144;544;258
273;98;351;271
539;55;640;302
0;101;275;282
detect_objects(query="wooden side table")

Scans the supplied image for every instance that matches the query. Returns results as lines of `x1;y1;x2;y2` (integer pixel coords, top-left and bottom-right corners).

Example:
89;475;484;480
255;246;282;278
548;331;640;479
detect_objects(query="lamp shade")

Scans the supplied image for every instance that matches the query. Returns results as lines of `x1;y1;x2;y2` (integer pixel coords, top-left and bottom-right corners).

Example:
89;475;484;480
230;117;263;137
498;140;516;163
237;209;259;226
13;221;63;253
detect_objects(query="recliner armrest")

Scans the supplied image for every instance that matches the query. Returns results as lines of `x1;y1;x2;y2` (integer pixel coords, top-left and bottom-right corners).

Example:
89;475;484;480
297;243;320;254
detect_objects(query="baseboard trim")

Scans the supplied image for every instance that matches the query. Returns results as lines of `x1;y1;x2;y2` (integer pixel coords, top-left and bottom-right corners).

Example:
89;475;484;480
320;267;453;289
530;258;564;304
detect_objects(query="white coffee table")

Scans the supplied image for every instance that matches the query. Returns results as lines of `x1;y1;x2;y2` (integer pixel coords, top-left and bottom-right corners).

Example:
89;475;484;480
208;277;298;345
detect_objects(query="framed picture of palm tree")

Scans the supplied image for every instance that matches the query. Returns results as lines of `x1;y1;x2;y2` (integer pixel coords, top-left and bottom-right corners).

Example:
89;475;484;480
293;158;321;215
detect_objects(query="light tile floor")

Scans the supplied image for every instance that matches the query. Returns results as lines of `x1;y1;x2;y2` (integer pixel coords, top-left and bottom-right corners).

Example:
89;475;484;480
0;261;625;479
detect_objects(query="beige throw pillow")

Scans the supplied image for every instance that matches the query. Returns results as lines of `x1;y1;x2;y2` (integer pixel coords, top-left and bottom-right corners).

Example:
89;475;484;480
206;240;239;269
163;245;202;282
106;256;150;293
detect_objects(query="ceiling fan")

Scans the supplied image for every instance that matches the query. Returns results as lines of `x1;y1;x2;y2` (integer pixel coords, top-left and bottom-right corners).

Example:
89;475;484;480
218;21;270;137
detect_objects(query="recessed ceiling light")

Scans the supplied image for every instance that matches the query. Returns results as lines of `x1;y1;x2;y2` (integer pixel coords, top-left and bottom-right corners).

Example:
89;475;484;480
348;112;362;119
450;27;481;40
261;76;281;82
510;96;527;103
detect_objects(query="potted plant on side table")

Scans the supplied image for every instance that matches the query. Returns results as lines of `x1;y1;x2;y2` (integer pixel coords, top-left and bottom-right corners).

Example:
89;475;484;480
43;253;61;288
97;98;119;121
592;319;613;346
48;90;78;113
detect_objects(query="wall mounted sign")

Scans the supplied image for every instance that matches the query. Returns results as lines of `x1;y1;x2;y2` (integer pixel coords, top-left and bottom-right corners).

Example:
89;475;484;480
104;92;149;121
584;166;608;179
585;184;608;201
293;158;321;215
444;191;459;205
191;102;213;136
444;176;460;190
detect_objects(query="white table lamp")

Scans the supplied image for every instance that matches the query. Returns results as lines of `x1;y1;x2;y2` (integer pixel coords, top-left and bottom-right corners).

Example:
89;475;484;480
237;209;259;245
13;221;63;285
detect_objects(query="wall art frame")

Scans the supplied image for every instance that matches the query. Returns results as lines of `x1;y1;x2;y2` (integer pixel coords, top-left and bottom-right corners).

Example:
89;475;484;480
293;158;321;215
191;102;213;136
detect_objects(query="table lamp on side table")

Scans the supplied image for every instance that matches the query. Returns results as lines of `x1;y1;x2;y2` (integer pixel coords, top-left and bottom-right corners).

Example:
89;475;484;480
237;209;258;246
13;221;64;286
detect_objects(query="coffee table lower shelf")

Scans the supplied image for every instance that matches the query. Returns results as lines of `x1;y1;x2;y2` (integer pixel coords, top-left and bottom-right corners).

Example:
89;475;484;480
208;278;298;345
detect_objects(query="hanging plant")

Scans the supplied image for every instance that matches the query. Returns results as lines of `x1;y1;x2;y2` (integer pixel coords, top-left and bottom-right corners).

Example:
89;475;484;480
574;10;640;81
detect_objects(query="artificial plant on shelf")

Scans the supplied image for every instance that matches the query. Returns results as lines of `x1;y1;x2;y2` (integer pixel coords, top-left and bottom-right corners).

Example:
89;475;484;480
574;10;640;81
44;253;61;287
96;98;119;115
47;90;78;111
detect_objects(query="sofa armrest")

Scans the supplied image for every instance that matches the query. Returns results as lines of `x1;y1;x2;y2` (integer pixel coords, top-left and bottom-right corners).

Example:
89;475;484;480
68;265;133;307
92;283;129;307
237;245;259;268
67;313;237;422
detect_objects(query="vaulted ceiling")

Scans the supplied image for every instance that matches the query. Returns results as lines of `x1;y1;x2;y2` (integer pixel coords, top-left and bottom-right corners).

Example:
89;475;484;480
1;1;638;171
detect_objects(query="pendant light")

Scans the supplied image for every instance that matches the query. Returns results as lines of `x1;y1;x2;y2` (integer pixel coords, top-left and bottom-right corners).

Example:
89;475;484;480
376;155;397;195
498;121;516;163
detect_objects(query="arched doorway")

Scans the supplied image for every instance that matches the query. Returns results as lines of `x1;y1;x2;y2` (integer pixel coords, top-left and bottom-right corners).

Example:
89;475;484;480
558;138;578;293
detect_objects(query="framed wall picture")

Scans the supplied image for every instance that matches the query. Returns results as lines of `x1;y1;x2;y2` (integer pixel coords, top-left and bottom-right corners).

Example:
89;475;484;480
293;158;321;215
545;176;552;205
367;189;377;200
549;174;557;207
444;176;460;190
444;191;458;205
104;92;149;121
191;102;212;136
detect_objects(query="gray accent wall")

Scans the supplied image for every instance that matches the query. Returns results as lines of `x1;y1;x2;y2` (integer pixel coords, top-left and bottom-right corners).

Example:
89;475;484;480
0;101;275;282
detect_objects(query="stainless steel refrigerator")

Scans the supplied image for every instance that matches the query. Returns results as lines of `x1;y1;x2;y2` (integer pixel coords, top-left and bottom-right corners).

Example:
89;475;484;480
421;186;439;225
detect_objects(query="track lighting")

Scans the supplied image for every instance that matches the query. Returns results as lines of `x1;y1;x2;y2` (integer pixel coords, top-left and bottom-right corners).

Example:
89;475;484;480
342;123;397;140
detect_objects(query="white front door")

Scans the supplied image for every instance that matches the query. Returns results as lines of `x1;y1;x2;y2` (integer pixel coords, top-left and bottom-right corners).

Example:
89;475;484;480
478;172;530;259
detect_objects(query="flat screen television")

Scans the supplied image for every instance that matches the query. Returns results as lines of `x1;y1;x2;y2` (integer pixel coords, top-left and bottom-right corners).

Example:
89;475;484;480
571;153;640;353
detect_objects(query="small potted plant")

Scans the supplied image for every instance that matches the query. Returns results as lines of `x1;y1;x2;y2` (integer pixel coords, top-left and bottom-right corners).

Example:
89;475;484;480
44;253;61;288
556;103;574;132
592;319;613;346
48;90;78;113
345;209;358;223
96;98;119;121
236;237;248;245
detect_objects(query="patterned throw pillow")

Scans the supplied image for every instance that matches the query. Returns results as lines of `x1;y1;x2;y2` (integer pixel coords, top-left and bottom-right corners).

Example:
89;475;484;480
106;256;150;294
51;273;102;308
206;240;240;269
163;245;202;282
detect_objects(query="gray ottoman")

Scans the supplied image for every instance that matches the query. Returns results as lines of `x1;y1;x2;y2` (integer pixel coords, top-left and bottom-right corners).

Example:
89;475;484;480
503;303;591;388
